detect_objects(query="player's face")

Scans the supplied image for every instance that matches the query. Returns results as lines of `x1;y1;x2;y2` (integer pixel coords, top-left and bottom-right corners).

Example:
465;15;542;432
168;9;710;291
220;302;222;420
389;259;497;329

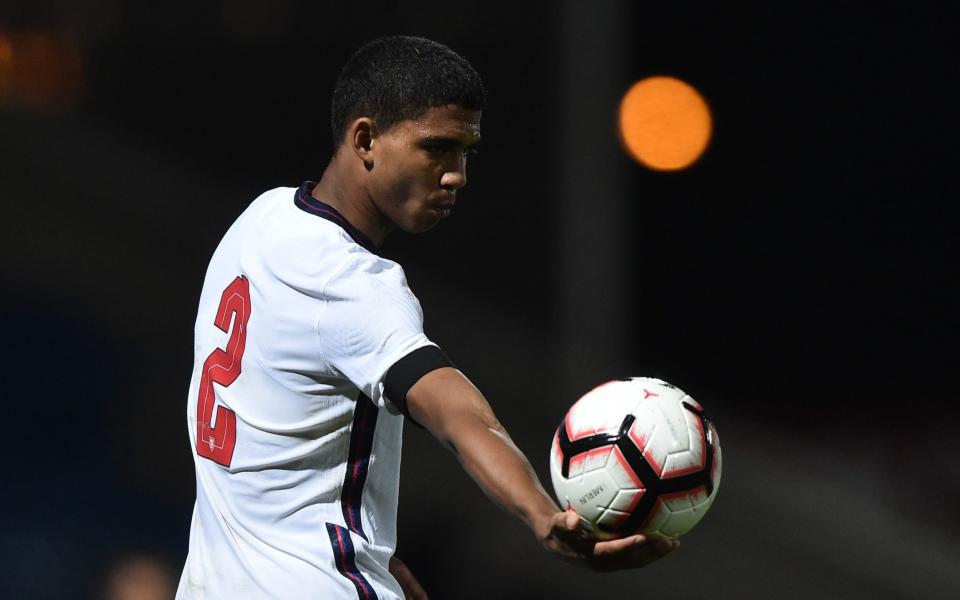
369;105;481;233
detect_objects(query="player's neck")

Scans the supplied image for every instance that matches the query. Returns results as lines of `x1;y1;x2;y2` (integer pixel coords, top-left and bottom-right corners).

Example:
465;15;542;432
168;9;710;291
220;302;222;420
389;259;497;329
312;159;393;247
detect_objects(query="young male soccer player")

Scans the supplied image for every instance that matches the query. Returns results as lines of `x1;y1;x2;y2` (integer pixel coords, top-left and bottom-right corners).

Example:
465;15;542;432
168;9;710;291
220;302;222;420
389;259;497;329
178;36;677;599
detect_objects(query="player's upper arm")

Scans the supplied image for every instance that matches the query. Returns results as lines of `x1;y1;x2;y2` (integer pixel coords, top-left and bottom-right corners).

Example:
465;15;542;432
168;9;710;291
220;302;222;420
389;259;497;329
315;251;433;409
401;367;501;447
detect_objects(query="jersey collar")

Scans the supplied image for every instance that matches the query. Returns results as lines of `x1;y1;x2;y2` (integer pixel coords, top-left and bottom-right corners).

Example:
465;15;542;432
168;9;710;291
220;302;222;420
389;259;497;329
294;181;379;254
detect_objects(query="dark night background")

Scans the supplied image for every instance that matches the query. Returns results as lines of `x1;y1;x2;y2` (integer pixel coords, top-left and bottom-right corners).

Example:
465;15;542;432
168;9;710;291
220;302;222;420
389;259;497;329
1;1;957;598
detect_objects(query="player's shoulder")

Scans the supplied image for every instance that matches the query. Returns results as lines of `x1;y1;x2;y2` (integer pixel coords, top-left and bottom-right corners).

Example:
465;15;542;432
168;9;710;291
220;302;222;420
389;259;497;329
248;185;409;294
253;186;350;256
323;246;410;300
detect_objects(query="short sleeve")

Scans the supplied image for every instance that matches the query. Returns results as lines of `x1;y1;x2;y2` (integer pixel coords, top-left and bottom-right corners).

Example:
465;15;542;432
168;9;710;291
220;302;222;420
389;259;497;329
316;252;436;412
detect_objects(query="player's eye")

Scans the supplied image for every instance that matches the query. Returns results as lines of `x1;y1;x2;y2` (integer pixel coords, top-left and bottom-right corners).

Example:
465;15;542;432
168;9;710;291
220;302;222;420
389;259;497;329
421;141;453;155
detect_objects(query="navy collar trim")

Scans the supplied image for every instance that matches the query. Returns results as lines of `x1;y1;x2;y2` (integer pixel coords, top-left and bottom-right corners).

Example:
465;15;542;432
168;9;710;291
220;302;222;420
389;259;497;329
294;181;379;253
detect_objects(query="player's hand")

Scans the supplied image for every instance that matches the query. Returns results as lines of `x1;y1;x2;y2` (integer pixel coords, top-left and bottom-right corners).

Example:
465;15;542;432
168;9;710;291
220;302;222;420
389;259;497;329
540;509;678;571
389;555;428;600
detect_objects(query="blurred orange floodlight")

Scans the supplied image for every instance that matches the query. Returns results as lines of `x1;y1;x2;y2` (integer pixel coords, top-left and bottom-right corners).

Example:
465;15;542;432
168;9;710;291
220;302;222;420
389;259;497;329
618;76;712;171
0;31;83;112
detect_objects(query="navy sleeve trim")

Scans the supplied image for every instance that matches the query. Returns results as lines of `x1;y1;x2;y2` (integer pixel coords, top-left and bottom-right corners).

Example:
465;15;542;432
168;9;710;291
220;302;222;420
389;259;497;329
384;345;453;426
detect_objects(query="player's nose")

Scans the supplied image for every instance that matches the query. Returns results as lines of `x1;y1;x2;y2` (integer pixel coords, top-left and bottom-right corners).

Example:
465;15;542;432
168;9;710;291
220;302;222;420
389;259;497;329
440;157;467;191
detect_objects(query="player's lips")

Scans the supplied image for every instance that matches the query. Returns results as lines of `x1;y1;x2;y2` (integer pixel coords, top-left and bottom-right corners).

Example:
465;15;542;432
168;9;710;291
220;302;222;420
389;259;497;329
428;197;456;216
430;206;453;218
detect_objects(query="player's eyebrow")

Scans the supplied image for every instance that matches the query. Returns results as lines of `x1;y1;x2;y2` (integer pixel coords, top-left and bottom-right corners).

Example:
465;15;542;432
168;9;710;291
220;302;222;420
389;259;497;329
420;134;482;152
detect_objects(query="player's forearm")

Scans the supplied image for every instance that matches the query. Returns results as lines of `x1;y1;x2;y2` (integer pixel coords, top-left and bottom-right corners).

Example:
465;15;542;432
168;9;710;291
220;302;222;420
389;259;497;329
446;417;559;537
406;368;558;538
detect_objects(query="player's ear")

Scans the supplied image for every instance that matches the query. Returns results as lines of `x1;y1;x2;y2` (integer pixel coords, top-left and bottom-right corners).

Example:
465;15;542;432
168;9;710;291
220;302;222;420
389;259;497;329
349;117;376;170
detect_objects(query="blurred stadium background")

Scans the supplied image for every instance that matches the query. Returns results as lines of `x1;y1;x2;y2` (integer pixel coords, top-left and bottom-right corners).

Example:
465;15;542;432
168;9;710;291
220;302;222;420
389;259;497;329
2;1;958;598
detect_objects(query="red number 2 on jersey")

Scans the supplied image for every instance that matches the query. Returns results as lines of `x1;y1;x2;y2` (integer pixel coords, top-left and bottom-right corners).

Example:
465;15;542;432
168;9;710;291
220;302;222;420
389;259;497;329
196;275;251;467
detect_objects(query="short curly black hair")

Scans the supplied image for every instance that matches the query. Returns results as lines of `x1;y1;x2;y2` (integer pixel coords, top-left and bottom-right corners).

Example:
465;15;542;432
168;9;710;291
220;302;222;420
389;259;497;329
330;36;487;148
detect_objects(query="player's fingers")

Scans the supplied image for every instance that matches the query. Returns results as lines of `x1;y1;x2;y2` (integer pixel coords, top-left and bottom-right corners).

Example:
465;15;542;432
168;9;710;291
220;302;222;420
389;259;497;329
591;535;645;556
546;510;585;549
389;556;429;600
405;579;429;600
590;536;677;571
644;536;678;558
545;514;596;558
549;509;579;531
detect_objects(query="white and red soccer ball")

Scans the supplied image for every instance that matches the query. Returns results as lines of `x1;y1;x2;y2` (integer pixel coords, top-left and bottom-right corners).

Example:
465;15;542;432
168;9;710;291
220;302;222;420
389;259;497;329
549;377;722;540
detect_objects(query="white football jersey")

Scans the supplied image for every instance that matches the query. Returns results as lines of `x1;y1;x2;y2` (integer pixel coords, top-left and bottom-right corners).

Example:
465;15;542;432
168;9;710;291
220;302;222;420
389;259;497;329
177;183;449;599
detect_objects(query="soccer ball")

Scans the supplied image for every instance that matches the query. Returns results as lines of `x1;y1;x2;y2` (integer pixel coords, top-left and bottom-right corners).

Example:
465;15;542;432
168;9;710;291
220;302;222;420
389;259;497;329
549;377;722;540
